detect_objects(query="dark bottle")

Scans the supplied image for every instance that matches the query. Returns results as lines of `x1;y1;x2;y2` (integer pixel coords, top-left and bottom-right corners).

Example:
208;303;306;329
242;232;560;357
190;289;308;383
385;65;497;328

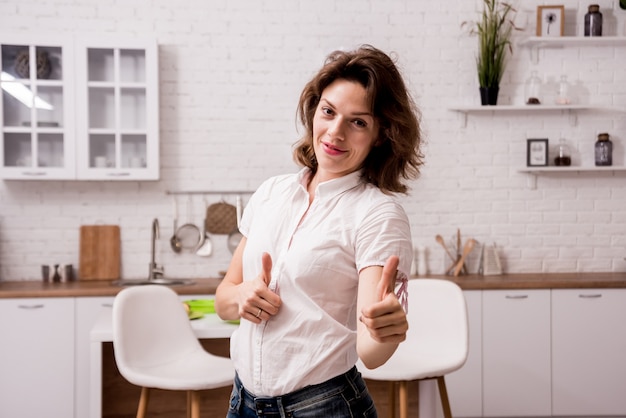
52;264;61;283
584;5;603;36
595;133;612;166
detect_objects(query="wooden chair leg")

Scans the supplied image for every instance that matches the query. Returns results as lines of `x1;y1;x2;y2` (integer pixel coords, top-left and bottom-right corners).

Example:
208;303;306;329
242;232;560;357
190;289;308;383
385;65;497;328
399;381;409;418
136;387;150;418
437;376;452;418
190;390;201;418
186;391;191;418
388;381;396;418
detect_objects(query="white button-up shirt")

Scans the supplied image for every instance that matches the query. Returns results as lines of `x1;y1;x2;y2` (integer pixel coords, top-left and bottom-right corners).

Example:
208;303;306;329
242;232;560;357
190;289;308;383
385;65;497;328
231;168;413;396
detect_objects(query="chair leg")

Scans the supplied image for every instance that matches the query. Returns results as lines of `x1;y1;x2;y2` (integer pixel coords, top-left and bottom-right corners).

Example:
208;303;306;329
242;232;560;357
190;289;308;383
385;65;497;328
189;391;201;418
437;376;452;418
399;381;409;418
187;391;191;418
136;387;150;418
388;381;396;418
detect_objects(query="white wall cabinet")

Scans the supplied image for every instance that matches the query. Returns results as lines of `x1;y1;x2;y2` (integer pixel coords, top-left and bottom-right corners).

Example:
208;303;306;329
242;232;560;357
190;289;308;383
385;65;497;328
0;297;75;418
551;288;626;416
0;35;159;180
482;289;552;417
0;35;77;180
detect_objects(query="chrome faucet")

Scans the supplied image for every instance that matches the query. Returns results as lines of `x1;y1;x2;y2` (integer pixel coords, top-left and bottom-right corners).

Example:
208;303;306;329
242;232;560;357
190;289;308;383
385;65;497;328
149;218;165;280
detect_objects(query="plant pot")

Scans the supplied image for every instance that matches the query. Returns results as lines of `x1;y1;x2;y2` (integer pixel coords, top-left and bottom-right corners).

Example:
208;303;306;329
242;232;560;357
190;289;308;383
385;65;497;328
479;86;499;105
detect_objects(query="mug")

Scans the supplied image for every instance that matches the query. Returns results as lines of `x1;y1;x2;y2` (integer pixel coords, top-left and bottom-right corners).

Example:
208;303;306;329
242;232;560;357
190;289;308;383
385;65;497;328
95;156;107;168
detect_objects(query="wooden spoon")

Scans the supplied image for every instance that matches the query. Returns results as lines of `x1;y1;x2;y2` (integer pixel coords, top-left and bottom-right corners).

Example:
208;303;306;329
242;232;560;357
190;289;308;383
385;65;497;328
435;234;456;262
454;238;477;277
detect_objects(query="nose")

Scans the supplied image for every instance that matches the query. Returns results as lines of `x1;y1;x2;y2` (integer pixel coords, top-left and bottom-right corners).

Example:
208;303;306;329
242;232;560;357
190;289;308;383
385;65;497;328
327;117;346;140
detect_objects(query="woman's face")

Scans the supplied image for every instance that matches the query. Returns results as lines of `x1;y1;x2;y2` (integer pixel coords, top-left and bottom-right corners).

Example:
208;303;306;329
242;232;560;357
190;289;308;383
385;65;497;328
312;79;378;182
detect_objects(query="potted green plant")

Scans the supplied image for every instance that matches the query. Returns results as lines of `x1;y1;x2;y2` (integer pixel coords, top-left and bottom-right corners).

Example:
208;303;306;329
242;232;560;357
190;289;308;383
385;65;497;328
464;0;518;105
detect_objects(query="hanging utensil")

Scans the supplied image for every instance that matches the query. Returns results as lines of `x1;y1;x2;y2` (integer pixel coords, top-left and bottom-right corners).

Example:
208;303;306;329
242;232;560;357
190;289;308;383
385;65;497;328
170;197;182;253
175;195;202;252
196;197;213;257
227;195;244;254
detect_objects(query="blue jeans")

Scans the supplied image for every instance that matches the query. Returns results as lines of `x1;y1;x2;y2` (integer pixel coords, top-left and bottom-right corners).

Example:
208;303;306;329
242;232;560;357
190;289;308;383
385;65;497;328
226;366;377;417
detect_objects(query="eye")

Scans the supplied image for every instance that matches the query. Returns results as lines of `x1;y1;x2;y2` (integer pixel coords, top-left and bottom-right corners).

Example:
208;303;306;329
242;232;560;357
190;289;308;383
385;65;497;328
321;106;334;116
353;119;367;128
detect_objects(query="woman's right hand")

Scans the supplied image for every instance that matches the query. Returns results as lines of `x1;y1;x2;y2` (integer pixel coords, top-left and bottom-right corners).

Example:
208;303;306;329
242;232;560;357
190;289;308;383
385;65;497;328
236;252;281;323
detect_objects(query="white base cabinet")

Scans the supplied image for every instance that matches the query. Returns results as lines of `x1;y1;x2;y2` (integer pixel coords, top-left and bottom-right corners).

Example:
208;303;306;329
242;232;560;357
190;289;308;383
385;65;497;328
75;297;115;418
0;297;75;418
482;290;552;417
552;289;626;416
445;290;483;417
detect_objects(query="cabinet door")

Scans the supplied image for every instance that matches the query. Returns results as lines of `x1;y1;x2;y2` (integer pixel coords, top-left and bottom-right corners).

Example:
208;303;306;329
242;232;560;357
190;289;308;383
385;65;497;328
482;290;551;417
75;296;115;418
0;297;75;417
75;38;159;180
0;35;76;180
552;288;626;416
444;290;482;417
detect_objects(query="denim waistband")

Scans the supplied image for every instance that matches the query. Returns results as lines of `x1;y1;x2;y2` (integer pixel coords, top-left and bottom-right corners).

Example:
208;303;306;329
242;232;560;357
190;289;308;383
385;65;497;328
234;366;362;415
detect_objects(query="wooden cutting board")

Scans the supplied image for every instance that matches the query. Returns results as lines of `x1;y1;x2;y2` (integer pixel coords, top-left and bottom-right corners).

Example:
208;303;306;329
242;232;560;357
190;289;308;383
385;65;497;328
79;225;121;280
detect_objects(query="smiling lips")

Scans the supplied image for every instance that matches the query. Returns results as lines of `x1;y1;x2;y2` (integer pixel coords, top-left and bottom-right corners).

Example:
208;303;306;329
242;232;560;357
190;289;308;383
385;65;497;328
322;141;346;156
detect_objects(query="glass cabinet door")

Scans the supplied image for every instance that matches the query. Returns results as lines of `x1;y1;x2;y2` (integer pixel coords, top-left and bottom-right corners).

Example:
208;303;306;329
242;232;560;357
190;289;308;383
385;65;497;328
0;39;75;179
77;40;158;180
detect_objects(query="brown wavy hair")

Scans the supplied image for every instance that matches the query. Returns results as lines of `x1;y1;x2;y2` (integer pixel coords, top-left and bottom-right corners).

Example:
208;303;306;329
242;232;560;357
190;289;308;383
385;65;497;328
293;45;423;194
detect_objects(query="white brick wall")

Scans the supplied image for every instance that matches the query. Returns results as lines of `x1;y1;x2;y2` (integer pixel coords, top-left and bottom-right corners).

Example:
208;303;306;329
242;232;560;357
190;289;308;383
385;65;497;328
1;0;625;281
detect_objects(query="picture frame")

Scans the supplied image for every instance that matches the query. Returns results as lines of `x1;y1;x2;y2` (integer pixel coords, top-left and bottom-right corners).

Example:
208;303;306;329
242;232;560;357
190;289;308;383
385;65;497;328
527;139;549;166
537;5;565;37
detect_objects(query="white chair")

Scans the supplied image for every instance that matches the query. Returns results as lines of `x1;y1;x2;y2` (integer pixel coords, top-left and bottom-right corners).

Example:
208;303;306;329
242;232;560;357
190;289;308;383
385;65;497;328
112;285;235;418
358;279;468;418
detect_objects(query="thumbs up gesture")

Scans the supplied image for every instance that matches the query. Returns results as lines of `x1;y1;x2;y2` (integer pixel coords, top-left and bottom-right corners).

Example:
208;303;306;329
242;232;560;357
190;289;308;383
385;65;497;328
360;255;408;344
240;252;281;323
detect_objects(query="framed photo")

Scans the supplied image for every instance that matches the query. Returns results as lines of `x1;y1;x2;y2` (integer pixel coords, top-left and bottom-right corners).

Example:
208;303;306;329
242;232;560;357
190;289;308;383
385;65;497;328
537;5;565;37
527;139;549;166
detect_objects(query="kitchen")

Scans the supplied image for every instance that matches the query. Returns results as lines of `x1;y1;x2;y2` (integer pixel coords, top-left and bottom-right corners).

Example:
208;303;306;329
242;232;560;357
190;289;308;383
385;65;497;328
1;0;625;417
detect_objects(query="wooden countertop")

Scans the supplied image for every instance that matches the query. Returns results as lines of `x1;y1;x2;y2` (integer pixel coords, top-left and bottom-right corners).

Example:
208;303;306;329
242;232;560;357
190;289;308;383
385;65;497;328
1;273;626;298
0;278;224;298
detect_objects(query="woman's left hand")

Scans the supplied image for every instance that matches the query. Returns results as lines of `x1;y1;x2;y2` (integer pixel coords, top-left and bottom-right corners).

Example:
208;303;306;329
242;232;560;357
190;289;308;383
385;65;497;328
359;256;408;344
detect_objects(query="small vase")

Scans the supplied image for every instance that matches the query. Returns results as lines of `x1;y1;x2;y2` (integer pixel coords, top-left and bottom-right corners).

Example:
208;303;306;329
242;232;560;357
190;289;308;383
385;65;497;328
479;86;499;105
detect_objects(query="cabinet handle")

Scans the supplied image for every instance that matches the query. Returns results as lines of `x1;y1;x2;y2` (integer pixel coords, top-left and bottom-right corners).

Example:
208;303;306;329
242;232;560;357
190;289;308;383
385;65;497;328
18;304;45;309
578;294;602;298
102;303;113;307
505;295;528;299
21;171;47;176
106;172;131;177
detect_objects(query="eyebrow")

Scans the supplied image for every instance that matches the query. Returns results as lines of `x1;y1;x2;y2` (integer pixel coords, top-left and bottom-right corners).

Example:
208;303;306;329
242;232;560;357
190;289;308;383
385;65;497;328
320;98;373;118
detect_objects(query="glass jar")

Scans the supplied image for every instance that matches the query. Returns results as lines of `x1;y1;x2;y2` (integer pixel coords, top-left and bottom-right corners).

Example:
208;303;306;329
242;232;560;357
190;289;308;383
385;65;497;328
556;75;571;105
584;4;603;37
554;138;572;166
524;71;542;104
595;133;612;166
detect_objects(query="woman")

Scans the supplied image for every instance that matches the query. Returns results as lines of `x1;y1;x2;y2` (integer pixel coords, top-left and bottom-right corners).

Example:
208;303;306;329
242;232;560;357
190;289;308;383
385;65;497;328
216;44;423;417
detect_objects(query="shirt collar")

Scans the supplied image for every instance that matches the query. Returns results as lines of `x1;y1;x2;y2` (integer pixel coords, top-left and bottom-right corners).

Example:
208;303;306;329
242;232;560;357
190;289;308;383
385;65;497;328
297;167;364;200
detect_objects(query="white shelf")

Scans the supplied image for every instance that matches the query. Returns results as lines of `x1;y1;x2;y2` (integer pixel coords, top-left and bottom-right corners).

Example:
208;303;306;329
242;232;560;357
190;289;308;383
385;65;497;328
517;166;626;189
448;105;624;127
518;36;626;63
518;36;626;48
517;166;626;173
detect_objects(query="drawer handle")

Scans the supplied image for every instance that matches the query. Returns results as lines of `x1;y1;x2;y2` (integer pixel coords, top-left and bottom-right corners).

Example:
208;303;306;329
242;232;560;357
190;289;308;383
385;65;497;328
505;295;528;299
102;303;113;307
18;304;45;309
579;294;602;298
